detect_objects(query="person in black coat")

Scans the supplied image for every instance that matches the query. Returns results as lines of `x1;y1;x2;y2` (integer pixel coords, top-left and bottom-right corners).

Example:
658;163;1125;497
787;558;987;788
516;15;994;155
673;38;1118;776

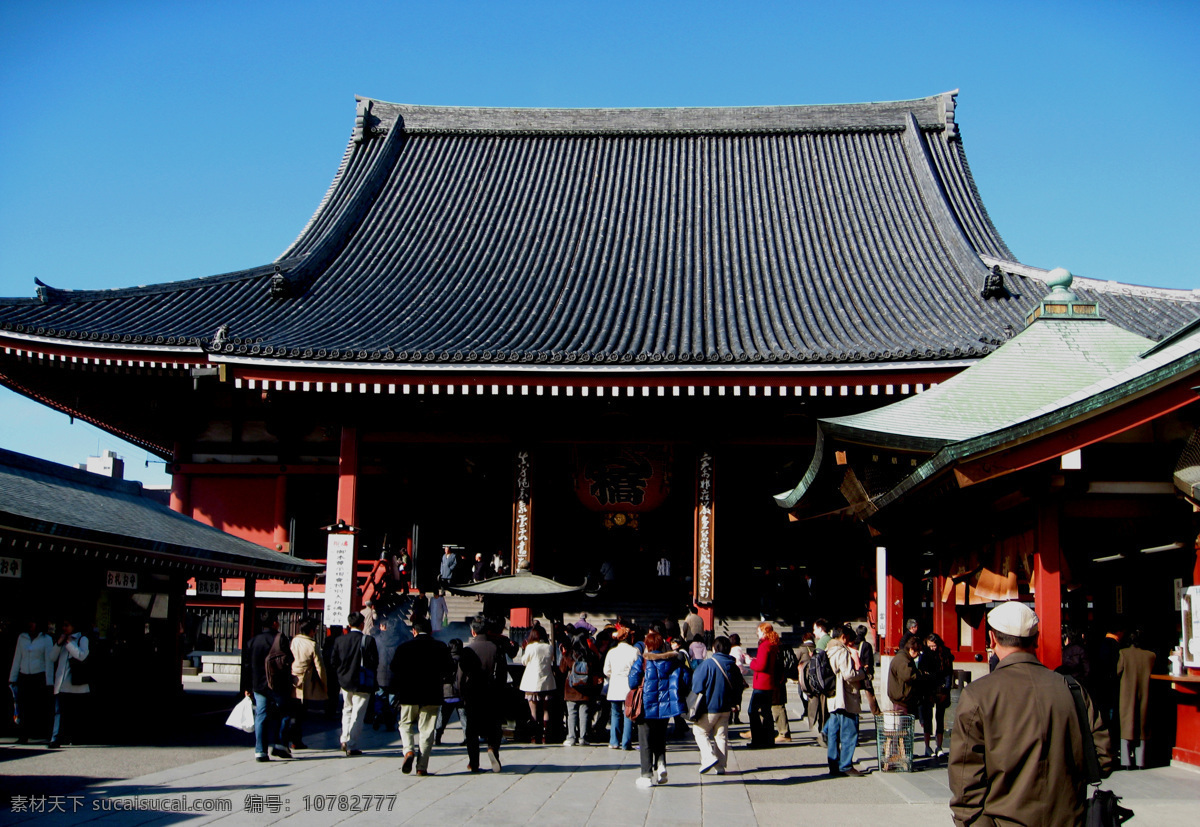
390;618;454;775
459;618;507;772
328;612;379;756
241;611;294;761
1055;626;1091;685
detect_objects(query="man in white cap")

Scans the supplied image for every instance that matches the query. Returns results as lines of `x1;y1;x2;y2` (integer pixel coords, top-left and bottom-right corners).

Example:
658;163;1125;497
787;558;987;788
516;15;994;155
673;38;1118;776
948;601;1112;827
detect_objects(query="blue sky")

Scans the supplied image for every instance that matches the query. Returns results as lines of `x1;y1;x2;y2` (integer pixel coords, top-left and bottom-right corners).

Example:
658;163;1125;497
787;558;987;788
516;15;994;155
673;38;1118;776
1;0;1197;486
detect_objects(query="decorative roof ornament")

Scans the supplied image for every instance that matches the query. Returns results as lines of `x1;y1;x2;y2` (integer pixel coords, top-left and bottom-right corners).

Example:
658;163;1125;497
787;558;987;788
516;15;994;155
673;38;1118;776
352;98;387;144
212;323;229;348
939;89;959;140
269;265;290;299
980;265;1010;300
1025;268;1102;327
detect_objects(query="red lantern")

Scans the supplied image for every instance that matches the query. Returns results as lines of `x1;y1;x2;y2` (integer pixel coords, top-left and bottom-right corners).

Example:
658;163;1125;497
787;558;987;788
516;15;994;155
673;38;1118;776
574;445;672;512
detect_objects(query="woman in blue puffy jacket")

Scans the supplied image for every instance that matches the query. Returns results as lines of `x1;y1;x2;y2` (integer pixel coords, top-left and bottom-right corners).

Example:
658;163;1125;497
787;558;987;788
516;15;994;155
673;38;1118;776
628;630;690;788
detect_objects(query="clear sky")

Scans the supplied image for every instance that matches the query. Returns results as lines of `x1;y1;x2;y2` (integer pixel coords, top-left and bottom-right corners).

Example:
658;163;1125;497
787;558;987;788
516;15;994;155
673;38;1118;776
1;0;1197;487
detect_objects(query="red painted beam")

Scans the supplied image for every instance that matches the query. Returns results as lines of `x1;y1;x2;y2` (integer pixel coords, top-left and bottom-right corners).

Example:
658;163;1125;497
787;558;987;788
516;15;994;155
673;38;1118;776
954;381;1199;488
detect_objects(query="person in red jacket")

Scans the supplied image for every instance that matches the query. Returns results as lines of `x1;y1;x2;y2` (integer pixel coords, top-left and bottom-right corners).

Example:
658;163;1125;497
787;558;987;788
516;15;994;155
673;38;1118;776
748;622;780;748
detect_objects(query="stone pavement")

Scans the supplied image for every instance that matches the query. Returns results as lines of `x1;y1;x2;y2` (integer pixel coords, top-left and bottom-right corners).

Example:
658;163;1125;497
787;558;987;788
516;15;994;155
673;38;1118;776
4;701;1199;826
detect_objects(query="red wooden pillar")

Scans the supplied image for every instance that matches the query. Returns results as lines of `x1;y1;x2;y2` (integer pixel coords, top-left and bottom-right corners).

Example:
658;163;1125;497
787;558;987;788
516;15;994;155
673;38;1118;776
933;572;958;651
883;544;907;652
169;444;190;516
338;425;360;611
694;450;716;630
273;474;289;552
1194;531;1200;587
1035;503;1063;669
510;449;534;628
338;425;359;526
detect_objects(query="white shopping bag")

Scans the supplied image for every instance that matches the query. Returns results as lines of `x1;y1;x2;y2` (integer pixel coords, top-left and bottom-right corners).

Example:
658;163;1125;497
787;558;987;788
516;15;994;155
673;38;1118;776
225;695;255;733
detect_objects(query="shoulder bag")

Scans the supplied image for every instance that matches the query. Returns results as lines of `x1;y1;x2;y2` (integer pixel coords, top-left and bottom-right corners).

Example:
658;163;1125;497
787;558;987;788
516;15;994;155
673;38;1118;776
624;654;646;723
1065;677;1133;826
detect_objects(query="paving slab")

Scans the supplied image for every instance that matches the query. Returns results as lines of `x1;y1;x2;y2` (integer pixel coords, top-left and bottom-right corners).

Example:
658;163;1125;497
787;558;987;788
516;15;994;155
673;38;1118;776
5;711;1200;826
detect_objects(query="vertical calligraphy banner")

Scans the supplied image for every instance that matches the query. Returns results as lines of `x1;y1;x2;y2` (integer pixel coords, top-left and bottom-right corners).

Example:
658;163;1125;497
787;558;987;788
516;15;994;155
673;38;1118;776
323;534;355;628
694;450;715;606
512;449;533;572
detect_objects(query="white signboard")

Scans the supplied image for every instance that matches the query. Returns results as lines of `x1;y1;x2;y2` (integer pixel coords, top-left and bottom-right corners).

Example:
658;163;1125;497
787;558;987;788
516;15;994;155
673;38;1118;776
0;556;21;578
195;579;222;597
323;534;356;628
1184;585;1200;668
107;570;138;590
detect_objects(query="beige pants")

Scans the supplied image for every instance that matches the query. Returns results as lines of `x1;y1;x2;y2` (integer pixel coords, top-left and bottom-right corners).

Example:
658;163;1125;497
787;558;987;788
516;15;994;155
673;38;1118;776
340;689;370;749
399;704;440;771
772;704;791;737
691;711;731;771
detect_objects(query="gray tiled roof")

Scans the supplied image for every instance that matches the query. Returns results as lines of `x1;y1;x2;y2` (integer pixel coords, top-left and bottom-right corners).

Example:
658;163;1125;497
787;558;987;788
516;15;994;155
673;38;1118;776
1;93;1195;367
0;448;322;579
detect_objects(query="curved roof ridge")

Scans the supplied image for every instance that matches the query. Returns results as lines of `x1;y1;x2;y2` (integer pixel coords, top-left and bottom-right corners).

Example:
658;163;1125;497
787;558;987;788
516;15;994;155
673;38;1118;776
6;259;299;304
362;92;957;134
980;255;1200;302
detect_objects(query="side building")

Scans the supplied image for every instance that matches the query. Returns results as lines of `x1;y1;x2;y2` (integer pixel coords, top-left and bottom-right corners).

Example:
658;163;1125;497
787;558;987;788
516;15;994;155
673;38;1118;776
0;448;320;740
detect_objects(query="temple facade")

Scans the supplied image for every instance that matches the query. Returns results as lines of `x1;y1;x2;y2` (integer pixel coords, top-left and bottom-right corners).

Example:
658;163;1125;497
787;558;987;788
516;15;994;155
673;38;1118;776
2;92;1197;644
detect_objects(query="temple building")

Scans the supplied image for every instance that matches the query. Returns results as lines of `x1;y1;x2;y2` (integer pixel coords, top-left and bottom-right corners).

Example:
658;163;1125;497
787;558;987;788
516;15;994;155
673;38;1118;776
1;91;1197;646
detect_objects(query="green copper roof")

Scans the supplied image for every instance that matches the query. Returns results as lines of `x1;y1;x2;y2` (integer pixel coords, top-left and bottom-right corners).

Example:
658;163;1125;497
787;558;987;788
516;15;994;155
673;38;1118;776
820;318;1153;449
775;312;1200;511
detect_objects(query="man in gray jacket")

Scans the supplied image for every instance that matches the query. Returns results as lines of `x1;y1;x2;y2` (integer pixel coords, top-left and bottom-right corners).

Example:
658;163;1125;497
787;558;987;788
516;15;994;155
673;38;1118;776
824;624;866;776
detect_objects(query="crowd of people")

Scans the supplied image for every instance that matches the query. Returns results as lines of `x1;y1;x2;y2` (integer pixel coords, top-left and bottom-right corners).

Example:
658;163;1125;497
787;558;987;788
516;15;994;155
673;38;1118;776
13;593;1146;821
235;601;879;785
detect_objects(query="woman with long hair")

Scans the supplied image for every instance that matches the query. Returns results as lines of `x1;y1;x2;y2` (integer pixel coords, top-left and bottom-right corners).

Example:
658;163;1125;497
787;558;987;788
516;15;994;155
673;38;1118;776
628;630;689;788
918;632;954;758
516;626;556;743
603;626;638;749
748;622;780;748
561;630;601;746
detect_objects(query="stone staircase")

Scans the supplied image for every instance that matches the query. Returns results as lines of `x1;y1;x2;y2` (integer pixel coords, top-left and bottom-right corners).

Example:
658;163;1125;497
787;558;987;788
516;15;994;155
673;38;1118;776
714;616;802;650
443;593;484;624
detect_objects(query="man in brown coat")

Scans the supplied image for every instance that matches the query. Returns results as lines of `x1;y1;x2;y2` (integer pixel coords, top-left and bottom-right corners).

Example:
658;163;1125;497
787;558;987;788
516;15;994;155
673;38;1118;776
1116;630;1155;769
949;602;1112;827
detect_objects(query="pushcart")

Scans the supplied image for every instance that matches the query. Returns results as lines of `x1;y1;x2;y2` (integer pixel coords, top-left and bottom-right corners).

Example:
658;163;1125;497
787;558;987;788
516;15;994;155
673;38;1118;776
875;712;915;772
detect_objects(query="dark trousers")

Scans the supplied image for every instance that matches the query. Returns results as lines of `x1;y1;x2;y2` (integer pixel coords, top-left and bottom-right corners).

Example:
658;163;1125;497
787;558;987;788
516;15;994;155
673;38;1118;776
749;689;774;746
461;703;501;769
436;701;461;742
13;675;52;742
638;718;668;776
51;692;89;745
807;692;829;742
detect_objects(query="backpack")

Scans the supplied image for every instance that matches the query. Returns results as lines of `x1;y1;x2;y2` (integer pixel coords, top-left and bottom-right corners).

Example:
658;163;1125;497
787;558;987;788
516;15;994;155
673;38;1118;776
68;637;91;686
567;654;592;689
804;648;836;697
780;645;800;682
265;632;294;691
